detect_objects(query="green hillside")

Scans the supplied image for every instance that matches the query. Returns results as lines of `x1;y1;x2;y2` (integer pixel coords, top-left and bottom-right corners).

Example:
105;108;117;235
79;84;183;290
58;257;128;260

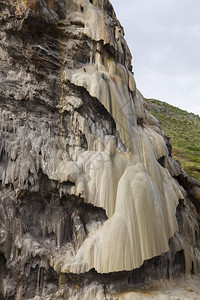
145;99;200;181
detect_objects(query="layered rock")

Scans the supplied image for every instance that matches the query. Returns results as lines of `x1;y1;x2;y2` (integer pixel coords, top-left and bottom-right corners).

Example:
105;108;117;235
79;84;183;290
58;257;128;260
0;0;200;299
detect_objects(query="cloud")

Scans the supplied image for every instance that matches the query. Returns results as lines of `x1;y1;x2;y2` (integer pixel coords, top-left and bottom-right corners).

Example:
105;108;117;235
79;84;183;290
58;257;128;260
111;0;200;115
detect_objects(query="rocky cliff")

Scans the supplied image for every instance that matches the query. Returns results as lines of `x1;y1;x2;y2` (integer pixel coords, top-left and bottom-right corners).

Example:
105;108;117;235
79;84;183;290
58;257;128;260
0;0;200;299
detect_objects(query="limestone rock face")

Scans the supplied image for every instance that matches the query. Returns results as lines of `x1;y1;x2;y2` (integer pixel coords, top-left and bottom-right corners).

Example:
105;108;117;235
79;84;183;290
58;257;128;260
0;0;200;299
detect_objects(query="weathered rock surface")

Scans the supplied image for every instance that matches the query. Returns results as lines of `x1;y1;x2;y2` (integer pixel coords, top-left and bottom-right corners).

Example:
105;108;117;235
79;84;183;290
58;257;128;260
0;0;200;299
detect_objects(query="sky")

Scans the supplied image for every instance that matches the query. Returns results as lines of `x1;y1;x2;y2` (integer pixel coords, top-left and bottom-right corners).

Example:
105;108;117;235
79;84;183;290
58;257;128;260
111;0;200;116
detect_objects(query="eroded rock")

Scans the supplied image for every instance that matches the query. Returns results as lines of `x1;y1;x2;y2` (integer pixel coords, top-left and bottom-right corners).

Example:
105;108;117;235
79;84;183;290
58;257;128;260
0;0;200;299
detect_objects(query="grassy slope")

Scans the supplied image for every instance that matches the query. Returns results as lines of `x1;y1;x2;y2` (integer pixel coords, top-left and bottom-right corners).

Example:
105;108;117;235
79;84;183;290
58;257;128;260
145;99;200;181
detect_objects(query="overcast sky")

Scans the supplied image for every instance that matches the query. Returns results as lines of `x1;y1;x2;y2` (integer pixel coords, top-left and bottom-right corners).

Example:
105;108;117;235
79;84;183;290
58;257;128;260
111;0;200;116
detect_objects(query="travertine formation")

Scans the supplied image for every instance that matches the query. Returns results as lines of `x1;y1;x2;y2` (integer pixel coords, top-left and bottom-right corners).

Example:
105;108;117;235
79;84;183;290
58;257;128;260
0;0;200;299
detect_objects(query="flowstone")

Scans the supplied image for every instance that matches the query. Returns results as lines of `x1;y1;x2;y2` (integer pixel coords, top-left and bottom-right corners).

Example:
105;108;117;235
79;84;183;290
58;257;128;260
0;0;200;299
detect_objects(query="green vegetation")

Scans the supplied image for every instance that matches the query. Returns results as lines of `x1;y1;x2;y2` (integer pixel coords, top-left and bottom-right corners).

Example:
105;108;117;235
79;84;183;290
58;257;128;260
145;99;200;182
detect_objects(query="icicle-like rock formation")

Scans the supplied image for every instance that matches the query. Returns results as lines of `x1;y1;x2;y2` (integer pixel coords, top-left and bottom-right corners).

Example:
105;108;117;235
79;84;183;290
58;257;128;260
0;0;200;299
